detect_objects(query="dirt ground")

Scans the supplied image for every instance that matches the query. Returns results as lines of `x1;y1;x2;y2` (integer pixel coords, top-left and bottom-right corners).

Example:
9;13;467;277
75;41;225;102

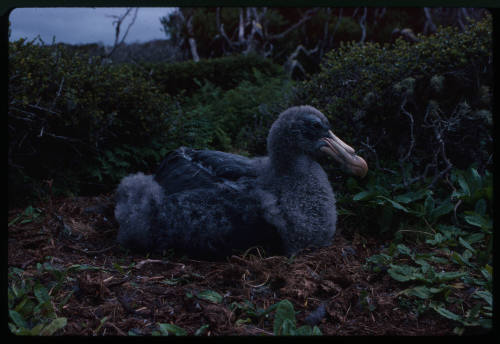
8;194;459;336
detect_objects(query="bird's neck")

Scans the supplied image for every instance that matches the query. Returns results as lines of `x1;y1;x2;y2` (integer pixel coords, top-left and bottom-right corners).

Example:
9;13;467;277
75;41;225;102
268;153;316;177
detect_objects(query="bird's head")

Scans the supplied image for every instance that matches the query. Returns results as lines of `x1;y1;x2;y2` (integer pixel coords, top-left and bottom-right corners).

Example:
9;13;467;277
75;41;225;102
268;106;368;177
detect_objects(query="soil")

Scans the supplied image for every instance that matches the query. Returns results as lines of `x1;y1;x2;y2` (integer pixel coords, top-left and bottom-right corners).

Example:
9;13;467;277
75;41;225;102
8;194;460;336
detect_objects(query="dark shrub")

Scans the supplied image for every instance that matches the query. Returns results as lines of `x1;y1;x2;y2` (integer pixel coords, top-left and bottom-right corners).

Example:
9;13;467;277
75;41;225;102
141;53;284;96
8;38;175;205
8;39;292;206
297;15;492;180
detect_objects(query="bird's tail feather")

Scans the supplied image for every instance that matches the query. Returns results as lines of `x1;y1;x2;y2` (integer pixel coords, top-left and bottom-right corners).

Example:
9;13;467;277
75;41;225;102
114;172;165;252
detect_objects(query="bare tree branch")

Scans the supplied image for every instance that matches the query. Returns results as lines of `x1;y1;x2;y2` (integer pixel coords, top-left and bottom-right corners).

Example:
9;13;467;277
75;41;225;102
359;7;367;43
423;8;437;35
106;8;139;58
185;15;200;62
238;8;245;42
400;97;415;163
284;44;319;77
267;8;319;40
360;138;397;175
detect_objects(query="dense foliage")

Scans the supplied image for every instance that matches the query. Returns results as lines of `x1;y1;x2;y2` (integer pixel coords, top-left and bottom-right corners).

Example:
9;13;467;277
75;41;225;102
298;15;492;176
8;39;290;206
141;54;283;96
8;39;176;203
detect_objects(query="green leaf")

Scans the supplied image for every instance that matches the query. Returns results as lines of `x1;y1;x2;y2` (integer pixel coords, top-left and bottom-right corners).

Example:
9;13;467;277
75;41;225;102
196;290;223;304
162;278;179;286
158;323;187;336
353;190;373;201
430;200;454;220
478;318;492;329
469;168;482;192
424;195;435;216
388;264;420;282
480;266;492;282
112;263;125;274
432;305;461;322
463;214;482;227
434;270;467;282
464;213;492;232
465;233;485;244
377;196;409;212
295;325;313;336
273;300;296;335
401;286;433;299
426;233;445;245
34;284;50;304
67;264;102;272
483;264;493;276
458;237;476;253
8;215;22;227
312;326;322;335
29;324;45;335
457;174;470;197
396;244;412;256
474;290;492;306
40;317;67;335
426;256;448;264
58;291;74;311
9;310;28;329
394;190;430;204
280;318;296;335
235;318;252;326
194;324;209;336
474;199;487;215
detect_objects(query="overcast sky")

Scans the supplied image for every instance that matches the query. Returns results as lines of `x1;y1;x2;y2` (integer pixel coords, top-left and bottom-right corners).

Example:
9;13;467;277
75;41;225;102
9;7;176;45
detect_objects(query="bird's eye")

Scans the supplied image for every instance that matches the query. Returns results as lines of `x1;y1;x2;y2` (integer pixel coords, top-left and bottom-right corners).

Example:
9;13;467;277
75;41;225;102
312;121;322;129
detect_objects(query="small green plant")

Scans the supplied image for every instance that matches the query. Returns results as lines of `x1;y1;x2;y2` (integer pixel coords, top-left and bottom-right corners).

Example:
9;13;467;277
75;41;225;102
230;299;279;324
8;206;43;227
8;267;67;335
364;167;492;333
230;299;321;335
195;290;223;304
273;300;322;336
153;323;187;336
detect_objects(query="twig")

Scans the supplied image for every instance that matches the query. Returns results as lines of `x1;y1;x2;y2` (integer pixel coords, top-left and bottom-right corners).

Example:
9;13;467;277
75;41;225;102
344;303;352;322
64;244;114;255
360;138;397;175
423;8;437;35
106;8;139;58
134;259;166;269
243;271;270;288
428;124;453;189
50;76;65;111
422;217;437;234
26;103;61;115
400;97;415;163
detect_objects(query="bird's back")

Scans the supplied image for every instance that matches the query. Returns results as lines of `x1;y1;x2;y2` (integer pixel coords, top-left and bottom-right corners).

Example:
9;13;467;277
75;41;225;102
154;147;259;195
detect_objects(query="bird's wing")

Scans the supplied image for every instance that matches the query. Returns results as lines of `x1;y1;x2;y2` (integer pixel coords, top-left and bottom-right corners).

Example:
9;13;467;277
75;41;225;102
154;147;260;195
